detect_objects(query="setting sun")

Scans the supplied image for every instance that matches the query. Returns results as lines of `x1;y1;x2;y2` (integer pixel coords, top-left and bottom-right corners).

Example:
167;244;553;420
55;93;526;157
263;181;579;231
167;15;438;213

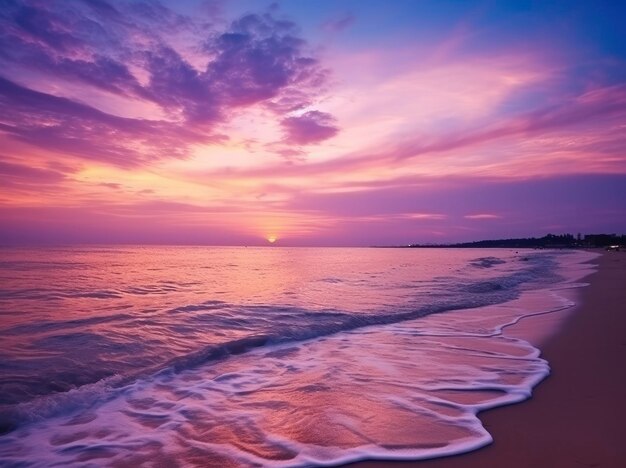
267;236;278;244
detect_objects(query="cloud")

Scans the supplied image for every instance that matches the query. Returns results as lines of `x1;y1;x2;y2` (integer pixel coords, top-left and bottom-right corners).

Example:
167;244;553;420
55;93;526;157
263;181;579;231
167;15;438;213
98;182;122;190
387;84;626;163
205;14;324;109
321;13;355;33
198;80;626;180
0;159;66;184
0;1;145;96
281;111;339;145
464;214;501;220
0;1;335;166
0;76;205;166
403;213;448;220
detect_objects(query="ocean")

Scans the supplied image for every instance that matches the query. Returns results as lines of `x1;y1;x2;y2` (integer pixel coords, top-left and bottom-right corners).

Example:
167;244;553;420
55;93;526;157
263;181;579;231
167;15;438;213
0;246;596;466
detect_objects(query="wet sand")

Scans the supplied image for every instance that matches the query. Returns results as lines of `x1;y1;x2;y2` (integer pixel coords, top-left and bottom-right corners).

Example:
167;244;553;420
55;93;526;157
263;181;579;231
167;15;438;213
352;251;626;468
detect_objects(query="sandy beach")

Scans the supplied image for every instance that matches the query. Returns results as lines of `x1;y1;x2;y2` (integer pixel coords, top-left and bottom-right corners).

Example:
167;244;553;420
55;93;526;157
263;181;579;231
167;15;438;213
352;250;626;468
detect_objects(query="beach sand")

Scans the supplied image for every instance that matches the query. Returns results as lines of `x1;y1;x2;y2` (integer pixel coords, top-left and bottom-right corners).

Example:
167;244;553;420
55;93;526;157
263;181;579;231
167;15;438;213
351;251;626;468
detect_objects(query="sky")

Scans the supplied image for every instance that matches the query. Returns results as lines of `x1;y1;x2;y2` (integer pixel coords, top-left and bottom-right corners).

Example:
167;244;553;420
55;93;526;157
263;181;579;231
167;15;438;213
0;0;625;246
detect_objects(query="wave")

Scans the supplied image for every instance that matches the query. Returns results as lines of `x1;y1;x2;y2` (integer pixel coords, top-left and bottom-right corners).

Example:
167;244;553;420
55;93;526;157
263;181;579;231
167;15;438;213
0;253;560;436
0;281;204;302
0;280;583;467
4;313;134;335
0;374;124;436
468;256;507;268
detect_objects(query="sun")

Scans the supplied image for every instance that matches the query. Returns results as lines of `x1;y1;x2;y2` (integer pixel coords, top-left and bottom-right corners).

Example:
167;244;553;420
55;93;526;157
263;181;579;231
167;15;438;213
267;235;278;244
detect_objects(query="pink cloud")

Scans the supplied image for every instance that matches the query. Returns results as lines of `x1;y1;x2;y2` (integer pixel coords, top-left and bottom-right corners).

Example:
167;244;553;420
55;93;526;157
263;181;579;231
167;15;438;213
464;214;501;220
198;82;626;181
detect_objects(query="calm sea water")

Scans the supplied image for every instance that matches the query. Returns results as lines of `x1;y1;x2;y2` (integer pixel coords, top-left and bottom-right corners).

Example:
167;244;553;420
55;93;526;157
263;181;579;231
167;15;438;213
0;247;596;466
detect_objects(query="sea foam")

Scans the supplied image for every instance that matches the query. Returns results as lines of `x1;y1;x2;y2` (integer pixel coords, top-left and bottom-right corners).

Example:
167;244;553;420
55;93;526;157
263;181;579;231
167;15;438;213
0;247;598;466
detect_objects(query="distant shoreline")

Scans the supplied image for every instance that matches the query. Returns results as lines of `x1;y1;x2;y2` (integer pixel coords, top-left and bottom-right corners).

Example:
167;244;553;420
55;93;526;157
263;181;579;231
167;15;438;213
374;233;624;250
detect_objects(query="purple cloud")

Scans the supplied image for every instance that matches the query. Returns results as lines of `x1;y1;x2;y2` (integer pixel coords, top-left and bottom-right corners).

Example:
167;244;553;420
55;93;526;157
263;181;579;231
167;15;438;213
0;160;66;184
208;15;308;105
142;12;328;123
0;1;336;166
0;157;72;196
1;1;138;91
0;76;209;166
281;111;339;145
198;82;626;179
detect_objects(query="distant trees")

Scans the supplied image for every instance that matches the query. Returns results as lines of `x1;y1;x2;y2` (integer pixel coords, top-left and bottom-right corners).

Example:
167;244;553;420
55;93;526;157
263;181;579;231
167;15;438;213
405;233;626;249
583;234;626;247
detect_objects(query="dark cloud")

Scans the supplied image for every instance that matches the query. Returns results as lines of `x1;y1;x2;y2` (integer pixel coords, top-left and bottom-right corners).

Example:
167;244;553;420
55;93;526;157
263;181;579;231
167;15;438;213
281;111;339;145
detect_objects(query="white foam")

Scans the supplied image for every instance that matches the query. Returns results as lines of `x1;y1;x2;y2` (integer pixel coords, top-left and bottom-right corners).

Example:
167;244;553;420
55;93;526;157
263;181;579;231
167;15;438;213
0;250;599;466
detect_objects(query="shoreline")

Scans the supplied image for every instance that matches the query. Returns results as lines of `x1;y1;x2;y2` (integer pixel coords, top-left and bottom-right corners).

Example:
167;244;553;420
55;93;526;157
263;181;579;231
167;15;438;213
350;250;626;468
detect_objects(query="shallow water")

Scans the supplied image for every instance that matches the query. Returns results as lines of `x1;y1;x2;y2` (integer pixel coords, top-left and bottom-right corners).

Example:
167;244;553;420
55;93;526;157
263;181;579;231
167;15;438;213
0;247;597;466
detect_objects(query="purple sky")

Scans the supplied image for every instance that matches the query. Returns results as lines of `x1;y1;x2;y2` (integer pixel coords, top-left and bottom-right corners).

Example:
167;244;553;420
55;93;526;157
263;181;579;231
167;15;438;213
1;0;625;245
